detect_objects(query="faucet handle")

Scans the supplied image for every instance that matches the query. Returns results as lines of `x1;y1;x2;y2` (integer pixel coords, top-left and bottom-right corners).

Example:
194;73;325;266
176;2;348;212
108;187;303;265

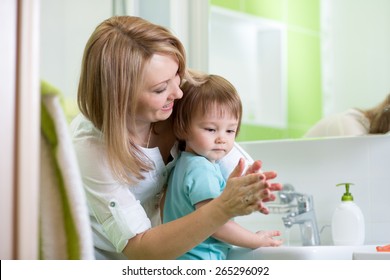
297;195;313;214
278;183;296;204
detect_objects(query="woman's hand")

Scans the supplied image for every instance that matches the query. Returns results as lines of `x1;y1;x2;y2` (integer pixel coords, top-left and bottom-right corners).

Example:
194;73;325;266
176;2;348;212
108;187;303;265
218;159;282;217
244;160;282;214
217;159;273;217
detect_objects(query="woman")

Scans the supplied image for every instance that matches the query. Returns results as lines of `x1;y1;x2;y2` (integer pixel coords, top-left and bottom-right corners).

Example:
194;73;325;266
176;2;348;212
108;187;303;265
304;94;390;137
70;15;281;260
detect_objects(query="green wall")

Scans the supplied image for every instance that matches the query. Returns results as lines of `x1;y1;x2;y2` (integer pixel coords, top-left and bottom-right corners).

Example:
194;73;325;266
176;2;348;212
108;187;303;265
210;0;322;141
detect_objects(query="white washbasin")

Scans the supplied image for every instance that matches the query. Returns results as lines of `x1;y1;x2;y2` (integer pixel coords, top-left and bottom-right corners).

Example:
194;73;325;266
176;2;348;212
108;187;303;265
228;245;381;260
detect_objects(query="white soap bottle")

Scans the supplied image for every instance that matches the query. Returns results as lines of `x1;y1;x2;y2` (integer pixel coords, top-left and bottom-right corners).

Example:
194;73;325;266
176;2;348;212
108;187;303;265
331;183;365;246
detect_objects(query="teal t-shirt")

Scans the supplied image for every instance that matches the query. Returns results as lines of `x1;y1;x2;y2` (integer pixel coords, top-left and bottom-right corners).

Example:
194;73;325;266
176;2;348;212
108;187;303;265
163;152;231;260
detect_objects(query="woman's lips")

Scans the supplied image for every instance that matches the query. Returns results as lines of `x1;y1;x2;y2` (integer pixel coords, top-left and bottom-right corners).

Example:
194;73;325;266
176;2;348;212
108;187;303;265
162;101;174;111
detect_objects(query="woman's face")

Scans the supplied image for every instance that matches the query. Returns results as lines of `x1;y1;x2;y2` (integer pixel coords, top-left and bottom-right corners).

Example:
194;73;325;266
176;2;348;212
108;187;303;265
136;54;183;124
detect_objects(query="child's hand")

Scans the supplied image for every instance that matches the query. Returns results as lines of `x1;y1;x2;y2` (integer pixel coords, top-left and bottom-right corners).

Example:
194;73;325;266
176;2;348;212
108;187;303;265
254;230;283;247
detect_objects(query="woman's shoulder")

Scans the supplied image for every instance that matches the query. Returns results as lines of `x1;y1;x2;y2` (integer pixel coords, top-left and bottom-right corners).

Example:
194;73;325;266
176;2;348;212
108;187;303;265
70;113;103;140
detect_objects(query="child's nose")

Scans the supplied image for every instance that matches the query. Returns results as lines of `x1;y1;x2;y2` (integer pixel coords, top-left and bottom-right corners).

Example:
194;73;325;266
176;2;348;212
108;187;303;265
216;136;226;144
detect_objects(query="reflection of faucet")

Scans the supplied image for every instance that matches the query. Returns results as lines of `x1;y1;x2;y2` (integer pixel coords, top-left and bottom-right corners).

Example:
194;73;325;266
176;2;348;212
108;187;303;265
270;184;320;246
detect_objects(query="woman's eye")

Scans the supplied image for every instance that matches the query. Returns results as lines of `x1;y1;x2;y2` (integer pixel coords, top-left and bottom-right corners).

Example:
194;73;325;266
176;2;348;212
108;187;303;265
155;88;166;94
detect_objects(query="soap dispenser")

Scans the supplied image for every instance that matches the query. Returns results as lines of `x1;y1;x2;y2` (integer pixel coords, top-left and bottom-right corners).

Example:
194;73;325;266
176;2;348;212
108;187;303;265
331;183;365;246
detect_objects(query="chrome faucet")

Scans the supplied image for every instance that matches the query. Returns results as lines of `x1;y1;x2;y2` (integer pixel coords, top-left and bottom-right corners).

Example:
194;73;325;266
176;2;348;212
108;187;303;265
270;184;321;246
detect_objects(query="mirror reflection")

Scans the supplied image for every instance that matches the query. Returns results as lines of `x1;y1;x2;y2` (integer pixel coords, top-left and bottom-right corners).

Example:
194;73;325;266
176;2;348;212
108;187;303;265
303;94;390;138
40;0;390;141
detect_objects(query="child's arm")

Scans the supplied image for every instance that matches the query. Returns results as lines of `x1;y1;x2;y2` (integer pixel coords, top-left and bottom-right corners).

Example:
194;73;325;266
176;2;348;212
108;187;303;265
196;200;282;249
213;220;282;248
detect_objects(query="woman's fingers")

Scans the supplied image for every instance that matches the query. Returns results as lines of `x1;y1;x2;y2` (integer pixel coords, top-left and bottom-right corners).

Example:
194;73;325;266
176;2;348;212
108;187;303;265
244;160;262;175
246;165;282;192
269;182;283;191
223;158;282;216
228;158;246;179
263;170;276;178
220;163;265;217
242;181;279;214
245;165;281;211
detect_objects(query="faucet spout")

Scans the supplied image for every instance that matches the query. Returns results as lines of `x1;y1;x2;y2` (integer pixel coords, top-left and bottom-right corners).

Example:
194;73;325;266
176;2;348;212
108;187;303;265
283;210;320;246
275;185;321;246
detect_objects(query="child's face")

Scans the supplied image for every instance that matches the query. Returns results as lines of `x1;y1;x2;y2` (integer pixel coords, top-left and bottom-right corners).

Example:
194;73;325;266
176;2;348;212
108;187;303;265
185;110;239;163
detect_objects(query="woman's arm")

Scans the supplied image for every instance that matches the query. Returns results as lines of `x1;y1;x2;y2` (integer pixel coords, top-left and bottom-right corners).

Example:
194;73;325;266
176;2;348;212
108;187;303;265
123;158;267;259
124;197;232;259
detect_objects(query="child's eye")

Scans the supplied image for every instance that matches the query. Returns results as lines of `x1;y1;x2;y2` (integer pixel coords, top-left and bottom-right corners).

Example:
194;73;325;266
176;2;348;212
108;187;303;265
227;129;236;134
205;128;216;133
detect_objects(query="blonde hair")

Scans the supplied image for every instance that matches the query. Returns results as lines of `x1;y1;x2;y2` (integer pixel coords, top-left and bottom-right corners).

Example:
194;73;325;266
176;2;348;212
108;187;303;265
173;73;242;142
364;93;390;134
77;16;188;184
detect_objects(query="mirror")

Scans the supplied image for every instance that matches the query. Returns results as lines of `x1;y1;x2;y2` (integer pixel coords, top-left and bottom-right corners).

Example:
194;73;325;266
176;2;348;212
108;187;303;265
40;0;390;140
208;0;390;141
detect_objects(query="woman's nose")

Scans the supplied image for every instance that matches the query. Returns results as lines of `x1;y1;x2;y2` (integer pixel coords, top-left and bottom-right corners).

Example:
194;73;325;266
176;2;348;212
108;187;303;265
174;87;183;99
169;75;183;99
170;81;183;100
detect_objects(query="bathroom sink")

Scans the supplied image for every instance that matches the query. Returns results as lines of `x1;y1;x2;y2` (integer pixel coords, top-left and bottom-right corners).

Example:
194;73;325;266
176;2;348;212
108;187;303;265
228;245;379;260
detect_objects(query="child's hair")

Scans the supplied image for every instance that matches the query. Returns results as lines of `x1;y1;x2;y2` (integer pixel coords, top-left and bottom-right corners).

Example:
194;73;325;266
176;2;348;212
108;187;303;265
173;72;242;141
365;93;390;134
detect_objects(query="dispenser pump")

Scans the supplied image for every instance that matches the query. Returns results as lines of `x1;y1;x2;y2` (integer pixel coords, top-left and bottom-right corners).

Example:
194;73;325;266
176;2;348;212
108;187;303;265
336;182;354;201
332;182;365;245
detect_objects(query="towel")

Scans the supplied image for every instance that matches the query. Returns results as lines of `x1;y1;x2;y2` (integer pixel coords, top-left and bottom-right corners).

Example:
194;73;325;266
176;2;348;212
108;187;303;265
376;244;390;252
218;142;255;179
40;81;94;259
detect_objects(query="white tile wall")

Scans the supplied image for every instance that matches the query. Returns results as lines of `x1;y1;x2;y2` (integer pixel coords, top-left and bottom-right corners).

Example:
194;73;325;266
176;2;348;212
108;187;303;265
236;134;390;246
